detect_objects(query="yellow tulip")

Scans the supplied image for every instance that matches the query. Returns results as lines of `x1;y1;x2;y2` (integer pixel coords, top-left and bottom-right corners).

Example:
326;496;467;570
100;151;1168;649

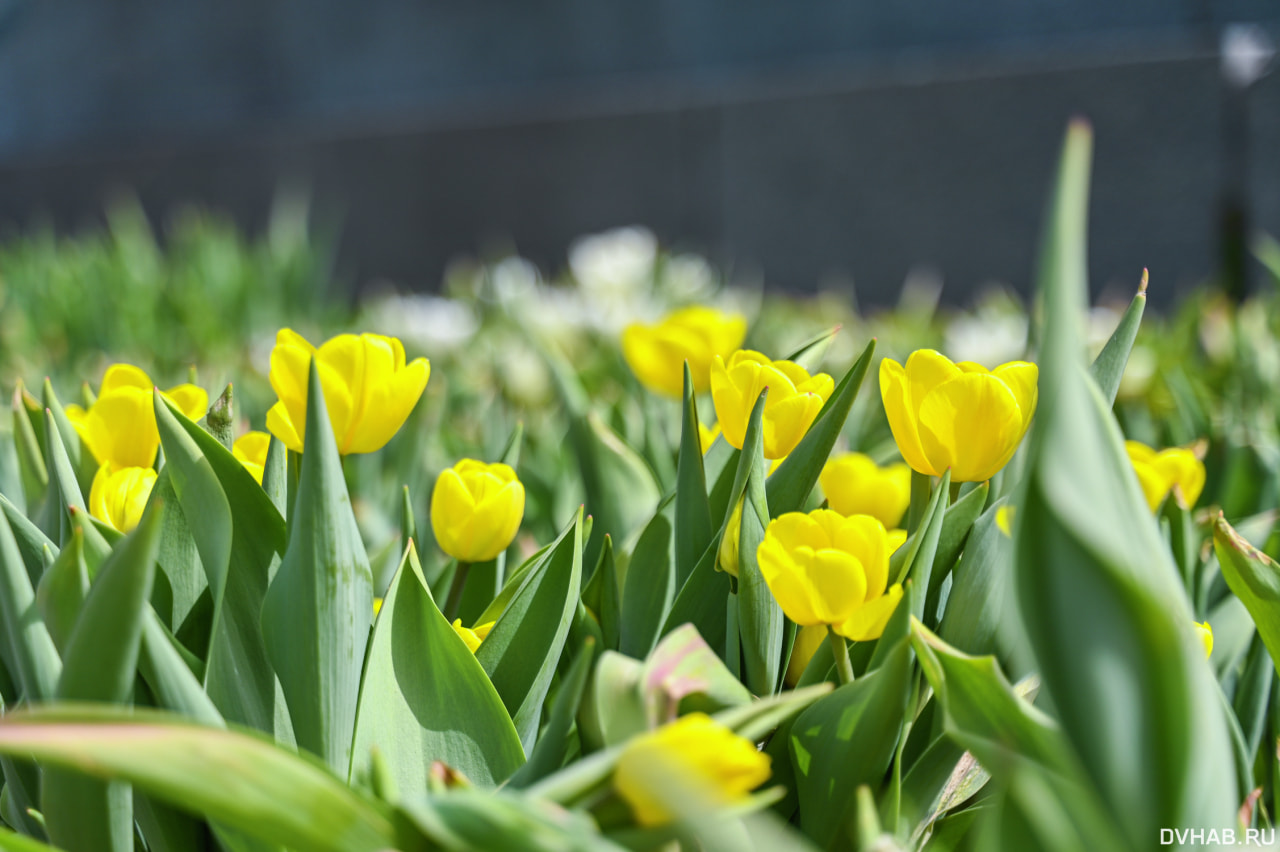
996;505;1016;538
613;712;771;826
89;462;158;533
1194;621;1213;659
431;460;525;563
66;364;208;469
698;422;721;455
710;351;833;460
265;329;430;455
451;619;495;653
622;306;747;398
232;431;271;484
785;624;829;687
1125;441;1205;511
819;452;911;529
757;509;904;641
879;350;1038;483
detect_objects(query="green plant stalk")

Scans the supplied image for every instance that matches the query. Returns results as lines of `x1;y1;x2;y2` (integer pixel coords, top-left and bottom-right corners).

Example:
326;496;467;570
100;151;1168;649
829;626;854;685
443;562;472;621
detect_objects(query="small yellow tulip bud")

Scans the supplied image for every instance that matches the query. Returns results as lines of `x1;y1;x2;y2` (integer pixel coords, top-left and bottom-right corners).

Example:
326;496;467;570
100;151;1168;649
785;624;829;687
1194;621;1213;659
430;460;525;563
622;306;747;398
757;509;904;641
232;431;271;484
1124;441;1205;511
996;505;1016;538
718;497;745;577
710;351;833;460
819;452;911;529
879;350;1038;483
451;619;495;653
66;364;208;469
373;598;383;616
265;329;430;455
698;422;721;455
89;462;158;533
614;712;771;826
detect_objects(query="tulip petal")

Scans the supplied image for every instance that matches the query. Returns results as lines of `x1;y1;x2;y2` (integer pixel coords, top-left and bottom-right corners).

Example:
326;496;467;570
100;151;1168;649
266;401;304;454
710;356;748;450
86;388;159;469
879;358;936;476
163;384;210;421
345;358;429;455
832;515;890;598
757;540;821;625
763;392;822;460
1153;449;1205;508
1131;461;1169;511
101;364;153;394
918;373;1022;482
993;361;1039;435
804;549;868;624
836;583;903;641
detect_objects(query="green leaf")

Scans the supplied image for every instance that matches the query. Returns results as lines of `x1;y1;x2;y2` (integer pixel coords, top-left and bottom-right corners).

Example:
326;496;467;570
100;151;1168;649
937;503;1014;660
1016;119;1236;847
674;364;713;589
0;494;55;589
789;638;913;847
40;379;94;495
734;393;783;696
0;825;60;852
154;395;290;741
891;469;949;624
0;506;60;701
147;468;211;636
619;496;676;657
582;535;621;652
35;526;89;653
42;410;84;547
1215;515;1280;674
138;609;223;727
261;361;372;773
261;435;288;519
765;338;875;516
477;508;583;752
925;481;989;622
0;706;398;852
351;542;525;789
507;637;596;788
782;326;840;371
399;789;627;852
1087;270;1147;406
45;505;162;852
660;538;731;658
9;389;48;533
639;624;752;724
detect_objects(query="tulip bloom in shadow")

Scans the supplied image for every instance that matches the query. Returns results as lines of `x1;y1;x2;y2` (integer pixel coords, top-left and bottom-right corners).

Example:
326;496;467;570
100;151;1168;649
266;329;430;455
613;712;771;827
1125;440;1205;511
880;349;1038;483
622;306;746;397
451;619;495;654
819;452;912;529
710;350;833;460
232;431;271;484
89;462;157;533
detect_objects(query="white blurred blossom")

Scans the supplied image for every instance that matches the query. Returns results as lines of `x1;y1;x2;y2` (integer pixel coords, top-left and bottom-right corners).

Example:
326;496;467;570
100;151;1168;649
569;226;657;296
944;311;1028;368
364;293;478;353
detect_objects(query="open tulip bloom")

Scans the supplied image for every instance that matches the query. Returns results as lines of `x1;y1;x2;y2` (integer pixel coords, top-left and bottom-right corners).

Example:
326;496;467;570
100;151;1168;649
621;305;747;397
710;349;834;460
879;349;1038;483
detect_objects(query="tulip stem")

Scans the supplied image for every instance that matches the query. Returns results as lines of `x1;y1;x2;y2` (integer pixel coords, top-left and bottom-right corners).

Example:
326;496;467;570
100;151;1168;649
907;471;932;532
829;627;854;685
444;561;471;621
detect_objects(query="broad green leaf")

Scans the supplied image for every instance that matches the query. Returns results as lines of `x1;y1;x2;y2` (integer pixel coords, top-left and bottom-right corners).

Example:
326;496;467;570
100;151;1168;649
35;526;89;653
261;435;287;519
639;624;752;724
790;638;913;847
0;506;60;701
46;506;162;852
0;495;54;588
10;388;48;527
507;637;596;788
734;392;783;696
1088;271;1147;406
138;610;224;728
261;362;372;773
674;364;713;588
581;535;621;652
398;789;627;852
765;337;875;516
351;543;525;790
477;508;583;753
42;410;84;547
579;650;648;750
660;538;731;658
147;468;210;636
0;825;60;852
155;395;290;741
937;504;1014;661
40;379;94;494
1016;120;1235;848
1215;515;1280;672
925;481;988;621
0;706;398;852
891;469;949;624
619;496;675;657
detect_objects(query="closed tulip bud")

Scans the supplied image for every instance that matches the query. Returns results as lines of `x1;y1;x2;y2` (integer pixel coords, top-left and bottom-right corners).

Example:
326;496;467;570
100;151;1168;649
784;623;829;687
710;350;834;460
613;712;771;827
1194;621;1213;659
757;509;904;641
66;364;208;469
266;329;430;455
89;462;157;533
1125;441;1205;511
451;619;495;653
819;452;911;529
879;349;1038;483
232;431;271;484
431;460;525;563
622;306;747;398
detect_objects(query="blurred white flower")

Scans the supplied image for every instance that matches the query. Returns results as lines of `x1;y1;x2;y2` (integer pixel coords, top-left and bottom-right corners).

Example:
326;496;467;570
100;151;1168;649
569;226;657;297
659;254;716;302
364;293;478;353
944;311;1028;368
490;256;541;305
1118;344;1157;399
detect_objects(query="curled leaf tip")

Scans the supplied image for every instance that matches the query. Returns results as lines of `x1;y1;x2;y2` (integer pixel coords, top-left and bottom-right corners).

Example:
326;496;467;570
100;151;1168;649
1139;268;1149;293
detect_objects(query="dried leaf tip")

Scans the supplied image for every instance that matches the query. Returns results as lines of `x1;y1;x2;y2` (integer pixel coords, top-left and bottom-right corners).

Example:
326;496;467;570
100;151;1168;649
1139;268;1149;295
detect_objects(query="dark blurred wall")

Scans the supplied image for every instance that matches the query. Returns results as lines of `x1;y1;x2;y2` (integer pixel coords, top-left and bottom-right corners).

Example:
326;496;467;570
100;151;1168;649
1;1;1278;303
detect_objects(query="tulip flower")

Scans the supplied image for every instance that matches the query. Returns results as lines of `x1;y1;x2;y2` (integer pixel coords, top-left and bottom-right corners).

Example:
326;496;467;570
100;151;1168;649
1194;621;1212;659
1125;441;1205;511
710;350;834;460
66;364;208;469
819;452;911;529
89;462;158;533
451;619;495;653
613;712;771;826
879;349;1038;483
757;509;904;642
265;329;430;455
431;460;525;564
784;624;829;687
622;306;747;397
232;431;271;484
